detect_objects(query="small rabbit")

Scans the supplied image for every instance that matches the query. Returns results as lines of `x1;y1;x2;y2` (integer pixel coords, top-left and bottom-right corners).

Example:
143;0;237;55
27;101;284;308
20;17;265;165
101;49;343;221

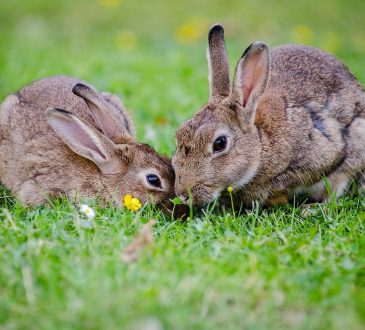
0;75;177;209
172;24;365;207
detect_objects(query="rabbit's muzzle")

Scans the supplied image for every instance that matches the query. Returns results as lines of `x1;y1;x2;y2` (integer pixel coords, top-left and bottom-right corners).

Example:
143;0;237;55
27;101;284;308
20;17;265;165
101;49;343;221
175;181;221;207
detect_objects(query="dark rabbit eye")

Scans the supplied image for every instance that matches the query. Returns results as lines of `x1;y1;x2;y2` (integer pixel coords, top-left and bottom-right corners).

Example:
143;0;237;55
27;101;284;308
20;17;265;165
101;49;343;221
146;174;162;188
213;135;228;153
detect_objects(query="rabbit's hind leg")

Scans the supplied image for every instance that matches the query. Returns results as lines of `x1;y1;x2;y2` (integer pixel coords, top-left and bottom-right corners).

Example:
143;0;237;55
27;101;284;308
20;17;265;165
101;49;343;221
298;171;351;202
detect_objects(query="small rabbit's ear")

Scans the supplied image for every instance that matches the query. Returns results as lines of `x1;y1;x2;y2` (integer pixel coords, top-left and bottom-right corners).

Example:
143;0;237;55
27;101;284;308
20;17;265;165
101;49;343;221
207;24;231;100
46;108;129;175
72;83;130;141
232;42;271;124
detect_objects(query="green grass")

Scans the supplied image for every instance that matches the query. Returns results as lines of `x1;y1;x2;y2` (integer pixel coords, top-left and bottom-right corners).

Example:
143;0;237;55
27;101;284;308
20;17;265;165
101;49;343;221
1;0;365;329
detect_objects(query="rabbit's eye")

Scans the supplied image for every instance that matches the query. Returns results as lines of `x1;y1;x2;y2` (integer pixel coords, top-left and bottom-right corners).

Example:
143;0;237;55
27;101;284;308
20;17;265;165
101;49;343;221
146;174;162;188
213;135;227;153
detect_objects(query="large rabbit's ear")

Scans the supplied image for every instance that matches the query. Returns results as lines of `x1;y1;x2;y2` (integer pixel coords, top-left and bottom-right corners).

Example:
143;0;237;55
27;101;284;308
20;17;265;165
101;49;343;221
72;83;131;141
207;24;231;100
232;42;271;124
46;108;129;175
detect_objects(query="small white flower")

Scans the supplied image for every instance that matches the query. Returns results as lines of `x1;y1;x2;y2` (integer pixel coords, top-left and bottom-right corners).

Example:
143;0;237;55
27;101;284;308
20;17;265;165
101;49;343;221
79;204;95;220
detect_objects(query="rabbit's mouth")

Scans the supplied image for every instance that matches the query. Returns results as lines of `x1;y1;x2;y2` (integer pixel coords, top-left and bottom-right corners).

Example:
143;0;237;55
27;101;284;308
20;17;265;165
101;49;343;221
176;182;222;207
157;198;189;220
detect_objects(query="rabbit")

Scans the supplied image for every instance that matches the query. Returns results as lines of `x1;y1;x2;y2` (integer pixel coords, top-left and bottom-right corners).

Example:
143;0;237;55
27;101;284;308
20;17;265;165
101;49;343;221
172;24;365;207
0;75;179;210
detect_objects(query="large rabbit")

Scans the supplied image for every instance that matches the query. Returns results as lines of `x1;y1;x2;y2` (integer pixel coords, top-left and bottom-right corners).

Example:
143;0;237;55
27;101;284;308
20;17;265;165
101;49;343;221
0;75;176;209
172;24;365;207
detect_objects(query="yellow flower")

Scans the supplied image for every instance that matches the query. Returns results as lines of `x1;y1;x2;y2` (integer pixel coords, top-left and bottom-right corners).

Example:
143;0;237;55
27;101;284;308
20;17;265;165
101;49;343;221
174;24;199;45
292;25;313;45
174;16;209;45
227;186;234;193
123;194;142;212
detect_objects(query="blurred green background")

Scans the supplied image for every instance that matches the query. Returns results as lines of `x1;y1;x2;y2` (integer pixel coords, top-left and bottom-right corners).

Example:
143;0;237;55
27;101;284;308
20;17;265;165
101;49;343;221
1;0;365;155
1;2;365;329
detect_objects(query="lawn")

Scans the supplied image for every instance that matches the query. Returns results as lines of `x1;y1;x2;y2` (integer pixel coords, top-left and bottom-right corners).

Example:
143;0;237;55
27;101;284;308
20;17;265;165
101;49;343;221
0;0;365;329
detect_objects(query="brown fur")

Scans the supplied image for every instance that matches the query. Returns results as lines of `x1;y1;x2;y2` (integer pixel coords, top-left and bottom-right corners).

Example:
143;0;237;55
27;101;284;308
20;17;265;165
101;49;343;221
0;75;176;207
173;24;365;207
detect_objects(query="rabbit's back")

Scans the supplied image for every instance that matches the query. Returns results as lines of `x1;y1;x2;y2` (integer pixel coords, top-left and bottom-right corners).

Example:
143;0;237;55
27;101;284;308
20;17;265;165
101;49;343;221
1;76;98;157
0;76;106;203
9;76;96;130
269;45;362;104
267;45;365;125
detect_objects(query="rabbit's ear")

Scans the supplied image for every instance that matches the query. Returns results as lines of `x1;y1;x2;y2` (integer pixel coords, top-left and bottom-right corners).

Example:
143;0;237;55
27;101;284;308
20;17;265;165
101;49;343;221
207;24;231;100
72;83;130;141
46;108;128;175
232;42;271;124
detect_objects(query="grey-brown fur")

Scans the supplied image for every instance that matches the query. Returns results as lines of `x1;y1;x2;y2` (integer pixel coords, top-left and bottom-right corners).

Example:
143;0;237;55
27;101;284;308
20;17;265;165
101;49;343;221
173;24;365;207
208;24;231;98
0;75;176;207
